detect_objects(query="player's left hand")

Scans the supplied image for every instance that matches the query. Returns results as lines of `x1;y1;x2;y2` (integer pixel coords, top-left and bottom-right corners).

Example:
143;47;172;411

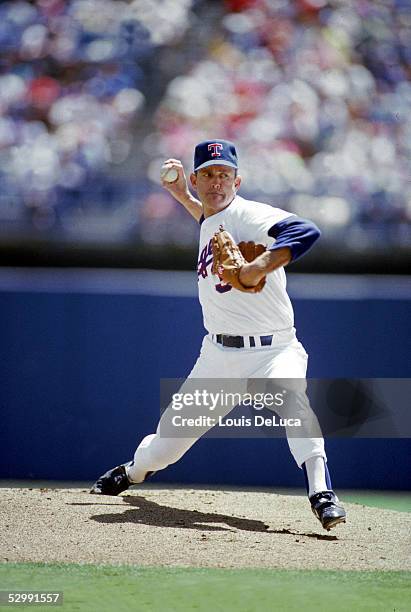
211;227;266;293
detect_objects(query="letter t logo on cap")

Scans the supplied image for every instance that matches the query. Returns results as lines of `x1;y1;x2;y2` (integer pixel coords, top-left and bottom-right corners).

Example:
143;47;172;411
208;143;223;157
193;139;238;171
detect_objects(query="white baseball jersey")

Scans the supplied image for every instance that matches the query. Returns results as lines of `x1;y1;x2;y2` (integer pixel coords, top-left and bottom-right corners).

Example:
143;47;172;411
197;195;295;335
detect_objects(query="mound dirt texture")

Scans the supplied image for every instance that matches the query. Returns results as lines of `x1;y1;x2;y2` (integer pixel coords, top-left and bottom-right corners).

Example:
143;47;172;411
1;487;410;570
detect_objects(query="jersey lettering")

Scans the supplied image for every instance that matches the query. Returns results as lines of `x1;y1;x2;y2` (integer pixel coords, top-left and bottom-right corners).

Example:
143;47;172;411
197;239;213;279
197;238;233;293
215;282;232;293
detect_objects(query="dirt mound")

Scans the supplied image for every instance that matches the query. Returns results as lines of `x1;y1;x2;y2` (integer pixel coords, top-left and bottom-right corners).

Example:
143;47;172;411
2;487;410;570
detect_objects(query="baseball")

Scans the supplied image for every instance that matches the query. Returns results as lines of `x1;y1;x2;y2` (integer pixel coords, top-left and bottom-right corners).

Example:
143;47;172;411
161;165;179;183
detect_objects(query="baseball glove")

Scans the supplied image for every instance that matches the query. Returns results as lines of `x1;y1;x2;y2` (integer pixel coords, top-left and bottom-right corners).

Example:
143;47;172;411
211;226;266;293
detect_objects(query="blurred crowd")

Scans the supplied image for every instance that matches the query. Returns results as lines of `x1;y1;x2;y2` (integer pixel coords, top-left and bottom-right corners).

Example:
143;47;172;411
0;0;194;238
0;0;410;254
150;0;411;250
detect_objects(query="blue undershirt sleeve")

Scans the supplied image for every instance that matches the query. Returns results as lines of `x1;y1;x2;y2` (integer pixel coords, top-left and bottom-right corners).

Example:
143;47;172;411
268;216;321;262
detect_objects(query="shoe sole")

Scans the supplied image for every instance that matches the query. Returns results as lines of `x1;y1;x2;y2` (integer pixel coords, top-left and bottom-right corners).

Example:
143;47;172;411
324;516;346;531
89;488;128;496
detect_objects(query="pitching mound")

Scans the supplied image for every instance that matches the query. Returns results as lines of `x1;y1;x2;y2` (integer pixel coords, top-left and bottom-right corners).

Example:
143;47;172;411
2;487;410;570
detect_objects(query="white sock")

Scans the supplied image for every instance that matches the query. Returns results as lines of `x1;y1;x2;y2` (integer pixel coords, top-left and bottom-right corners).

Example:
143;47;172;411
125;461;147;484
304;456;328;498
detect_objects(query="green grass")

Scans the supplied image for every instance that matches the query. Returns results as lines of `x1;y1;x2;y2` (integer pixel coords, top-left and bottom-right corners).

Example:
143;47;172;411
340;491;411;513
271;489;411;514
0;563;409;612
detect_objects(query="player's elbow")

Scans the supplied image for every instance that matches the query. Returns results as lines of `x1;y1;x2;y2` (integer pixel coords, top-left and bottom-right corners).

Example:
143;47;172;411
289;221;321;262
268;217;321;262
309;222;321;243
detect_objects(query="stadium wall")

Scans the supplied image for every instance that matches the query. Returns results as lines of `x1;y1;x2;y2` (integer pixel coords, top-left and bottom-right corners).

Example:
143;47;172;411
0;269;410;489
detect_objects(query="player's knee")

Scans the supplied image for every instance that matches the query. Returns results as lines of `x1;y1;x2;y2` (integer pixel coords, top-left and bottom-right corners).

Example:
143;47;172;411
151;444;186;467
139;433;157;449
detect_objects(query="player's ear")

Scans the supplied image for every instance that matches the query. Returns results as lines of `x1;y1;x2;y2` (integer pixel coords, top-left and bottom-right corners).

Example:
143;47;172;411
234;174;242;191
190;172;197;190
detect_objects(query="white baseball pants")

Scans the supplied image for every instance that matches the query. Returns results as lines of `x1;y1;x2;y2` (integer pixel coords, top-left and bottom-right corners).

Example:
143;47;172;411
127;329;326;484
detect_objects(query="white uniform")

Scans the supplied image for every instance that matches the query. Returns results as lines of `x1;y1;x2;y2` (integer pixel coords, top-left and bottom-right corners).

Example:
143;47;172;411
198;195;294;334
127;195;326;484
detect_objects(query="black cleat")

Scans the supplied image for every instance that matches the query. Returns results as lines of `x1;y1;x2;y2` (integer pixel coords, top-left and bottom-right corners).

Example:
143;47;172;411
89;463;156;496
310;490;346;531
90;464;131;496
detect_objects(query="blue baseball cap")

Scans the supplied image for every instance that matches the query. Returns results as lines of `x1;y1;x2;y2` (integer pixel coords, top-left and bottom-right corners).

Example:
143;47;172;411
194;139;238;171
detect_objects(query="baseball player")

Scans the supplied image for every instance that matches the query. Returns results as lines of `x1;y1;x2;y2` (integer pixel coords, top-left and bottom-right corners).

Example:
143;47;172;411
90;139;346;531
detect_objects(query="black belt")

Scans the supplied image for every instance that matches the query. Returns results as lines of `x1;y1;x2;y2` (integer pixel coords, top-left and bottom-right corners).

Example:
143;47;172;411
215;334;273;348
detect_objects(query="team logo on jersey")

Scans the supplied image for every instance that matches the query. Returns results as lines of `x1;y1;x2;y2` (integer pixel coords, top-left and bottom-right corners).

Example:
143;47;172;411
197;239;213;279
197;238;233;293
208;143;223;157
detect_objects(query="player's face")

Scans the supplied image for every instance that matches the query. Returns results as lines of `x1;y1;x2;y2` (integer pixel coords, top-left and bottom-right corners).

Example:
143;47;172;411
190;165;241;214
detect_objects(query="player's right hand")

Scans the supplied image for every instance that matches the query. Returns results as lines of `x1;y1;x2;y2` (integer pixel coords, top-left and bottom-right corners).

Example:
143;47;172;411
160;159;190;199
